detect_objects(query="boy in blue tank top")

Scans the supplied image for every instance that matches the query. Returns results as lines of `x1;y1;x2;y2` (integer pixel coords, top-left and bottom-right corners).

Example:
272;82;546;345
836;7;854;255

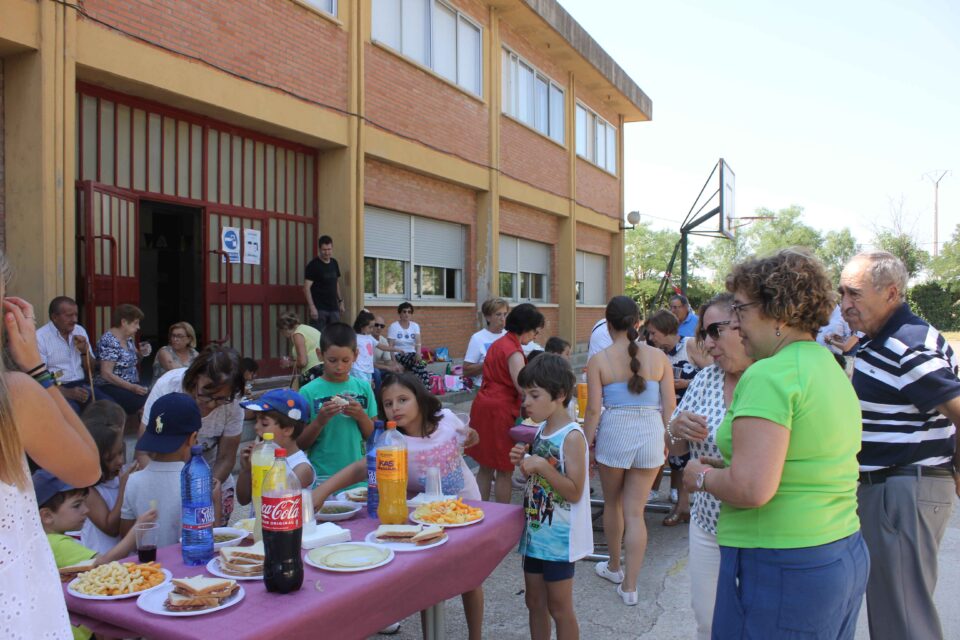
510;354;593;640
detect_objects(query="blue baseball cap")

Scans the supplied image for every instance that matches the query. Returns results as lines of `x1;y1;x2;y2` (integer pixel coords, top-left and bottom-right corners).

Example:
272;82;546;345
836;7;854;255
240;388;309;422
136;392;202;454
32;469;77;507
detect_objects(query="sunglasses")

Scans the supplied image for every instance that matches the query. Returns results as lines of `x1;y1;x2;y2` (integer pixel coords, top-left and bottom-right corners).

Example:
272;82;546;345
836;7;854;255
374;323;385;328
699;320;732;341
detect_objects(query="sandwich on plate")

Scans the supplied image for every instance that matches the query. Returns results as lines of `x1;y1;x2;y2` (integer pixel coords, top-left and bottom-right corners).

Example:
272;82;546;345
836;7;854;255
374;524;445;546
345;487;368;502
59;558;96;582
164;576;239;612
218;541;264;577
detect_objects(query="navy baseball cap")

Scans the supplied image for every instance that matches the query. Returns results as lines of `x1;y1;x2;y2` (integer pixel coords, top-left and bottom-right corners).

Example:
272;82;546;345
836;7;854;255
32;469;76;507
136;392;202;454
241;388;309;422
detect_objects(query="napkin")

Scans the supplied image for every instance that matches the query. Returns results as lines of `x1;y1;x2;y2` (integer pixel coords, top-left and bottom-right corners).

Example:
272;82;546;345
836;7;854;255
302;522;351;549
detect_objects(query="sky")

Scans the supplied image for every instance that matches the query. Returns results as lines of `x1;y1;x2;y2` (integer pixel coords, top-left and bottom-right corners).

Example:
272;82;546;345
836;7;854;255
557;0;960;256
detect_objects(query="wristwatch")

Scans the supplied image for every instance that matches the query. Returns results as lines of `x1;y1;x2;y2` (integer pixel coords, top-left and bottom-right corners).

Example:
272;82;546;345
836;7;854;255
695;467;713;491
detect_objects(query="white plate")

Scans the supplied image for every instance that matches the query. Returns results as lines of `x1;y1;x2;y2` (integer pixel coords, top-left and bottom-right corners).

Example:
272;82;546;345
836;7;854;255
335;489;368;504
205;557;262;581
410;512;484;528
304;543;394;573
68;568;173;600
363;530;448;552
406;493;457;508
316;500;363;522
136;583;245;617
213;527;250;550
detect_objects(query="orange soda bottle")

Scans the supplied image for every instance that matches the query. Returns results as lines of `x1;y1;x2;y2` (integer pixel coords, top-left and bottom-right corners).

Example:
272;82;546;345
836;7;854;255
376;421;408;524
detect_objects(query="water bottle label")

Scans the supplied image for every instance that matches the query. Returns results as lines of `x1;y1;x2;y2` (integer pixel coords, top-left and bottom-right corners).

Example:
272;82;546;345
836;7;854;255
182;505;215;529
262;494;302;531
367;468;377;487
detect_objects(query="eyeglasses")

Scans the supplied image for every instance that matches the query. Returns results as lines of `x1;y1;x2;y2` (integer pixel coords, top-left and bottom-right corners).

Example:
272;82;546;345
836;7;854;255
729;301;761;318
196;391;234;406
374;323;385;328
170;334;188;340
699;321;731;341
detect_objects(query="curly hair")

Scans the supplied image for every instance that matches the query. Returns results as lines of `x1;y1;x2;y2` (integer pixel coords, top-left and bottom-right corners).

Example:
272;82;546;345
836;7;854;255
726;247;835;336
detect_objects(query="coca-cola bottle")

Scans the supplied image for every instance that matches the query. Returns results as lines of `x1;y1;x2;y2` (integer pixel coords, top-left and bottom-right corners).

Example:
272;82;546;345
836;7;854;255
261;448;304;593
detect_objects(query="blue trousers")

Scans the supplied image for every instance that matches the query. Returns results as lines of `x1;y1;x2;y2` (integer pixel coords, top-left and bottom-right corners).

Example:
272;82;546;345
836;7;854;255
712;531;869;639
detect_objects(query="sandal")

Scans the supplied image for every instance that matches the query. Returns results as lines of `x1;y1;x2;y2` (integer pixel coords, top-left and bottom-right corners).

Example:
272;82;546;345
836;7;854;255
662;512;691;527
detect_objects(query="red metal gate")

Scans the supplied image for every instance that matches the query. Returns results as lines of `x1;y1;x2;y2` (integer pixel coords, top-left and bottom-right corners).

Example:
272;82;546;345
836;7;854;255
77;182;140;339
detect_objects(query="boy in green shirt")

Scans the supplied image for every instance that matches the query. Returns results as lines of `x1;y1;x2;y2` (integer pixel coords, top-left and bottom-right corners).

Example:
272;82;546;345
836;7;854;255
35;469;156;640
297;322;377;485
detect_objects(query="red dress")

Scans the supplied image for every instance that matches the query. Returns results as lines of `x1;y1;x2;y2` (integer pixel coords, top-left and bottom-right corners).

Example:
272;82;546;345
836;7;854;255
466;332;524;472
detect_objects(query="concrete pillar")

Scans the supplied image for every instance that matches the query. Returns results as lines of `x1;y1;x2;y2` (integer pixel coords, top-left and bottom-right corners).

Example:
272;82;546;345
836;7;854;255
4;0;76;305
557;70;578;344
475;6;500;310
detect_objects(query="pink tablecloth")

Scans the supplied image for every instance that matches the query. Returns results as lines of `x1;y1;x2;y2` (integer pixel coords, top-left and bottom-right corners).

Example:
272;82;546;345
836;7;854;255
66;501;523;640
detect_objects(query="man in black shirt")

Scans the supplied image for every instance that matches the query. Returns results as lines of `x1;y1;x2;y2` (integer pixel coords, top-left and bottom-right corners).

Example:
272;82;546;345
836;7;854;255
303;235;344;330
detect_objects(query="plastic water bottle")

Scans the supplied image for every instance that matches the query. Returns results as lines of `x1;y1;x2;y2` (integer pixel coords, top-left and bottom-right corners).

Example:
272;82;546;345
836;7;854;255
376;421;408;524
181;445;215;565
251;433;279;542
366;421;385;518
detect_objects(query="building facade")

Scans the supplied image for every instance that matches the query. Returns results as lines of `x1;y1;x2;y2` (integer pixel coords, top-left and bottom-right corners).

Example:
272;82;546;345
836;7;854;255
0;0;650;374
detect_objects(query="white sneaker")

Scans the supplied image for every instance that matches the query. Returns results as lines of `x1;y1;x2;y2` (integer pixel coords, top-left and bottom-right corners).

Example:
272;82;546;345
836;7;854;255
670;488;679;504
617;584;639;606
378;622;401;634
595;560;624;584
648;490;658;503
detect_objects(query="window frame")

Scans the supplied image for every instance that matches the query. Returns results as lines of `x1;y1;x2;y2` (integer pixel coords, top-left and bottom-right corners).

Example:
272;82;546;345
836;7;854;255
297;0;337;18
501;47;566;144
499;235;550;303
372;0;484;97
575;101;617;174
364;210;465;302
575;250;608;306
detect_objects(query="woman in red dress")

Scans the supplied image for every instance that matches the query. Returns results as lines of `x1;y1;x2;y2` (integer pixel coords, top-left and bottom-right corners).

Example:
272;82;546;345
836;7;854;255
467;303;544;503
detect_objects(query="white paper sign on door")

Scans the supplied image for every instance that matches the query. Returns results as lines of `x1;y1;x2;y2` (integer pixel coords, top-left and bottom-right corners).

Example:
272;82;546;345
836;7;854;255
243;228;261;265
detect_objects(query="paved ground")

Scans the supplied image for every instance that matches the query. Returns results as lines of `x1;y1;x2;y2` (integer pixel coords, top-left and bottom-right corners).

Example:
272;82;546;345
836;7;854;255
378;478;960;640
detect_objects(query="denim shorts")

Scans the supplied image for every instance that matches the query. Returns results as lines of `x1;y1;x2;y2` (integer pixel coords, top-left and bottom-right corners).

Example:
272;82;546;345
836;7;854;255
712;531;869;639
522;556;576;582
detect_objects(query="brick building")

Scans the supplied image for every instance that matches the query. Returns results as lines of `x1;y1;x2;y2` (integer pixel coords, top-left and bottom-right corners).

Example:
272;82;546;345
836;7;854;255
0;0;650;374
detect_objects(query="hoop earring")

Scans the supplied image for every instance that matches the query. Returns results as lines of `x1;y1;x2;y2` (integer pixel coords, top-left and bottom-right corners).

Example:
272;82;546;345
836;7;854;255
776;326;781;337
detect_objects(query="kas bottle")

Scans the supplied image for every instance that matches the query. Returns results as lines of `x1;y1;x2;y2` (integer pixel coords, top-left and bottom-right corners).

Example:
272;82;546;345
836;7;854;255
251;433;279;542
376;421;408;524
261;448;304;593
181;445;215;565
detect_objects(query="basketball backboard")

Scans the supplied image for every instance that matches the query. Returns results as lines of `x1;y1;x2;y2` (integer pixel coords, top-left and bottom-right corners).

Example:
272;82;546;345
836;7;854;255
719;158;735;240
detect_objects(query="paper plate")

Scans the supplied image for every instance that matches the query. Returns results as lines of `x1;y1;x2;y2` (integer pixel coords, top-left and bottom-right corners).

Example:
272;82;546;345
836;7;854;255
136;583;245;617
304;543;394;573
363;530;447;552
68;568;172;600
409;512;484;528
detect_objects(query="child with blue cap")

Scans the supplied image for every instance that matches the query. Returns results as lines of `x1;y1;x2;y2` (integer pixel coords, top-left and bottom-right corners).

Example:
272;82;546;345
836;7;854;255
236;388;315;508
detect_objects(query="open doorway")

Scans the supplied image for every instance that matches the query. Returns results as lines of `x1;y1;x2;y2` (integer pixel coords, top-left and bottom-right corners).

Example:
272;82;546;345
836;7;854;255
139;200;203;382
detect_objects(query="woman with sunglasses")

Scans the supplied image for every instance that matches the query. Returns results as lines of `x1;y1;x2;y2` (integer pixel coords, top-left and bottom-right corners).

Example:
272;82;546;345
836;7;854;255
137;345;245;524
684;249;868;638
665;293;752;639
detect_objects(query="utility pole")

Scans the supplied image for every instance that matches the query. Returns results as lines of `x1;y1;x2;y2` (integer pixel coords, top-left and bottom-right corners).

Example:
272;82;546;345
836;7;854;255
924;170;950;257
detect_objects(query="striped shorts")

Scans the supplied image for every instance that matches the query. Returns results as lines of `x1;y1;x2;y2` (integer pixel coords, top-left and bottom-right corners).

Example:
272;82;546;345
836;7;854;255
595;406;665;470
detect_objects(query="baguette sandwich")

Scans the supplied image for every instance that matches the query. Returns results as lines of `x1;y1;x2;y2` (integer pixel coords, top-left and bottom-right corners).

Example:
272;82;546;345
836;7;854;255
374;524;445;546
164;576;239;612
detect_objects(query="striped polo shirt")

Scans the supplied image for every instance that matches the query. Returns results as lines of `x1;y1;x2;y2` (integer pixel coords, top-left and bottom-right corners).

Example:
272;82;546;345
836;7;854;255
852;303;960;472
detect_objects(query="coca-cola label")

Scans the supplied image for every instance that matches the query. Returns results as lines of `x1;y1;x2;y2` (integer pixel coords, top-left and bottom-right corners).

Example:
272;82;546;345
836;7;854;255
262;494;302;530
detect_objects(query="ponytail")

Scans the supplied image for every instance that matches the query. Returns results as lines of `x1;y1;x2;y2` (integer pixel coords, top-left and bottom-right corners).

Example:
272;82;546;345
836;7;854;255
625;324;647;394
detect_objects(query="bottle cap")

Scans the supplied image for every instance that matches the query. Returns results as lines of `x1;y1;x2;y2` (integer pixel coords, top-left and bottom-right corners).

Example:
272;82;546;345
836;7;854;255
263;433;274;441
274;448;287;457
386;421;397;429
190;445;203;455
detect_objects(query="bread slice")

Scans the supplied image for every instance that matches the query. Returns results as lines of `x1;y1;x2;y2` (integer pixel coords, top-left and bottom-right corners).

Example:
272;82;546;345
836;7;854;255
411;524;445;546
345;487;368;502
220;541;264;564
171;575;236;597
164;591;223;611
374;524;421;541
59;558;96;580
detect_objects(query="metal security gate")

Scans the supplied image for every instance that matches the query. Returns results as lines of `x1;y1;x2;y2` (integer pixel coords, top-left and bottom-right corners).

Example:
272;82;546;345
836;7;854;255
76;84;318;374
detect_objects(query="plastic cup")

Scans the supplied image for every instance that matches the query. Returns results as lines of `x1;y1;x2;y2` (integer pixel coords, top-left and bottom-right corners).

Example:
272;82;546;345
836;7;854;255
134;522;159;563
425;467;443;498
576;383;588;419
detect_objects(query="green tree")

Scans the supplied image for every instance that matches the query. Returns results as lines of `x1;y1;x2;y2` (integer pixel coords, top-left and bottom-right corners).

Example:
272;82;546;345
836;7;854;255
818;228;859;284
623;221;714;309
930;224;960;284
873;230;928;279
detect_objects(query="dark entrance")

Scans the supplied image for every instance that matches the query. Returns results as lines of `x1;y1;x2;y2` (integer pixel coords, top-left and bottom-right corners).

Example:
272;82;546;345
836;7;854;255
139;201;203;381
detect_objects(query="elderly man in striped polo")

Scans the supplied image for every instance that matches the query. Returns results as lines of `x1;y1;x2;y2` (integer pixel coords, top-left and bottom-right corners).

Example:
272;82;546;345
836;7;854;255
840;251;960;640
36;296;95;414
